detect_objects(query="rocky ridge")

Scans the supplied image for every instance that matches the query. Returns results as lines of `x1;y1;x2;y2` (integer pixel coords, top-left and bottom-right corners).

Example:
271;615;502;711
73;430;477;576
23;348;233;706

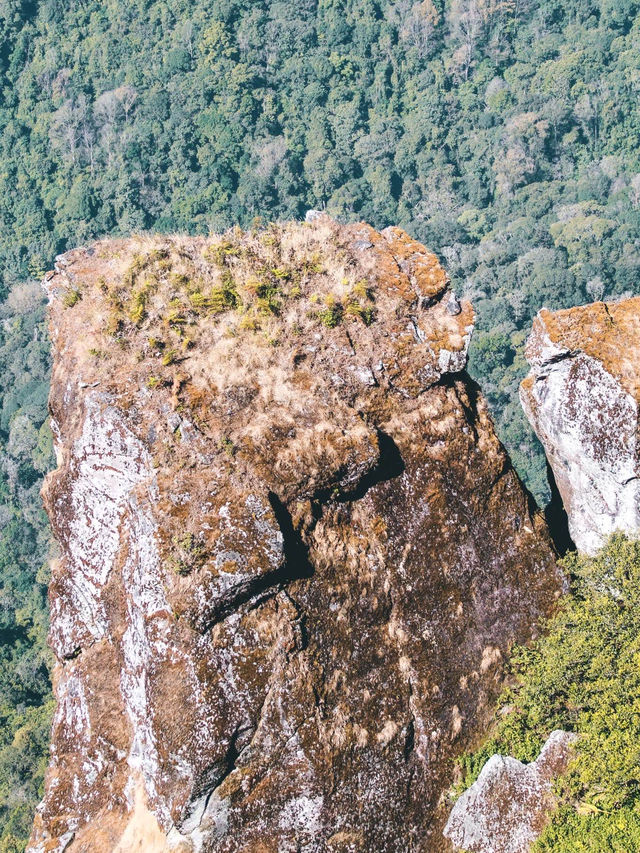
30;217;561;853
521;298;640;555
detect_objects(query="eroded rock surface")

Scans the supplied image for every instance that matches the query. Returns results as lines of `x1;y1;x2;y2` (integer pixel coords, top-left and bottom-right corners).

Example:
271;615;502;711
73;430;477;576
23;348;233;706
521;298;640;554
444;730;576;853
30;217;561;853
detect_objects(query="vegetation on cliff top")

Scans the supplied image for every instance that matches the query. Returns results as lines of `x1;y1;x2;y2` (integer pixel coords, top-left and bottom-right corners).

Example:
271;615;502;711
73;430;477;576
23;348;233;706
85;223;377;357
53;220;468;419
458;534;640;851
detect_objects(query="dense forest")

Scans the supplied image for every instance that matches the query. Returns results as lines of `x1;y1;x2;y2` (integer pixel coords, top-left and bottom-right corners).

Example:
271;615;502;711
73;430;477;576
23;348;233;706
0;286;53;853
2;0;640;848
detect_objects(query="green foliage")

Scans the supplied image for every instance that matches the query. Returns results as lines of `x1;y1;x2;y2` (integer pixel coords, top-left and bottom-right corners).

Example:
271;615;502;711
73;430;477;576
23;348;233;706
208;274;239;314
219;435;235;457
62;289;81;309
0;286;53;851
318;296;344;328
458;535;640;851
167;532;206;575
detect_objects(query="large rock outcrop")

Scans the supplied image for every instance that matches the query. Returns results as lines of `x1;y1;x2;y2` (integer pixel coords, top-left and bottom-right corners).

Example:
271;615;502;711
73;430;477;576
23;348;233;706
521;298;640;554
30;218;562;853
444;731;576;853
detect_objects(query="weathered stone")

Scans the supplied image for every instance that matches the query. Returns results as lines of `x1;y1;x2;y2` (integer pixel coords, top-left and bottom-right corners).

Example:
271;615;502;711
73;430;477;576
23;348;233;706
30;219;562;853
521;298;640;554
444;730;577;853
446;293;462;316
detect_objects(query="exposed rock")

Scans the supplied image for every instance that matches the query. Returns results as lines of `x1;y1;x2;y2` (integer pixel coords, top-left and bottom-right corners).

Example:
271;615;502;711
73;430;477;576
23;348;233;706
521;298;640;554
305;209;325;223
30;219;562;853
445;293;462;316
444;730;577;853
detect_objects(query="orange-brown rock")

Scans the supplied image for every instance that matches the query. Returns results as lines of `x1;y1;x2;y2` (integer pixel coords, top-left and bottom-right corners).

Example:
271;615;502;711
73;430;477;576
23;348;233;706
29;217;561;853
521;298;640;554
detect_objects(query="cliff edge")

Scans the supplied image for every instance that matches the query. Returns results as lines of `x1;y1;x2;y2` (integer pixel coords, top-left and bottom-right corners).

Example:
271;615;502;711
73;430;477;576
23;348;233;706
30;218;561;853
521;298;640;554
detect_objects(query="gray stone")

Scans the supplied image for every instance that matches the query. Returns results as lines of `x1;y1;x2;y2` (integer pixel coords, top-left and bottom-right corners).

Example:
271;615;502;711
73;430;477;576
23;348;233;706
521;301;640;554
446;293;462;316
444;730;577;853
167;413;182;433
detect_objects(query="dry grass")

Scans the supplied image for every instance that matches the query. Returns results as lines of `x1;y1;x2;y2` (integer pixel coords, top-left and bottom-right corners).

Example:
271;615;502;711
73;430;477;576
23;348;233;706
56;220;391;401
79;222;379;369
51;217;469;467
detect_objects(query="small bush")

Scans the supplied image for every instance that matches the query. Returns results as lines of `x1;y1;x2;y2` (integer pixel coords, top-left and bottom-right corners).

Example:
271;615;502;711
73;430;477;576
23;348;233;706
319;295;343;328
238;314;259;331
219;436;235;457
167;532;206;575
203;240;241;266
62;288;81;308
127;291;147;324
345;299;375;325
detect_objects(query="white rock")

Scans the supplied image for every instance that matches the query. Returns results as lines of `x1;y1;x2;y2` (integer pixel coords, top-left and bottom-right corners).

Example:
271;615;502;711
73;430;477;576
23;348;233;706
444;730;576;853
521;313;640;554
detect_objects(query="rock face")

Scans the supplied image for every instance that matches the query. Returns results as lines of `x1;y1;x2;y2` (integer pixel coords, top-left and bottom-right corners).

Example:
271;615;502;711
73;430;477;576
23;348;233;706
30;218;561;853
521;299;640;554
444;731;576;853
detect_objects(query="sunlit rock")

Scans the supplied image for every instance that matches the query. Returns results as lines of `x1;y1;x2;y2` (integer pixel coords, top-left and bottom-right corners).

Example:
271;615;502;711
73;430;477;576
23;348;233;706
30;219;561;852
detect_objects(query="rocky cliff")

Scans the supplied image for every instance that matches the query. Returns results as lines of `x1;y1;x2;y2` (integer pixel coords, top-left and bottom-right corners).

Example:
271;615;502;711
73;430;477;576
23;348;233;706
521;298;640;555
30;218;562;853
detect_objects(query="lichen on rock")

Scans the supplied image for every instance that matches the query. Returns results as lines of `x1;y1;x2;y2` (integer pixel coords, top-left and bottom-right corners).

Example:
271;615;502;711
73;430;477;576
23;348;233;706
521;298;640;554
30;217;561;853
444;730;577;853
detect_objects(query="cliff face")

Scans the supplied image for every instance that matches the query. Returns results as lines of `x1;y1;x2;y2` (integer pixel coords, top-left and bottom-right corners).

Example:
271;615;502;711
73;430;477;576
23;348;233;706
30;218;561;853
521;298;640;555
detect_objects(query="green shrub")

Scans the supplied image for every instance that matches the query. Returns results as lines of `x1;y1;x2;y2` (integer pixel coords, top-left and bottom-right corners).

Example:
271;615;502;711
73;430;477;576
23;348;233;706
457;535;640;850
318;295;343;328
62;289;81;308
167;532;206;575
